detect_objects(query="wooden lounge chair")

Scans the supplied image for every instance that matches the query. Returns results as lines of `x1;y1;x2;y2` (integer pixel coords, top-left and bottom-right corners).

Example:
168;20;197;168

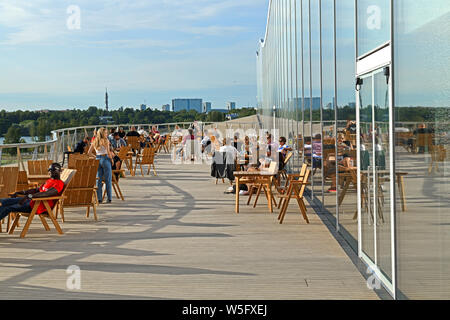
27;160;53;175
102;159;125;201
0;167;19;233
135;147;157;177
9;169;76;238
117;146;134;176
277;168;311;224
127;136;141;154
278;151;293;181
61;159;99;221
68;153;91;169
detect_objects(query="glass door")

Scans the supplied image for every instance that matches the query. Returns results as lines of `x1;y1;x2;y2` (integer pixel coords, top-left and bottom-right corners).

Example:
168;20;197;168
357;65;393;293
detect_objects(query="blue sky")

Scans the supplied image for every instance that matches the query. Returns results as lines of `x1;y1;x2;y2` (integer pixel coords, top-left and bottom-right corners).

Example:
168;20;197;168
0;0;269;111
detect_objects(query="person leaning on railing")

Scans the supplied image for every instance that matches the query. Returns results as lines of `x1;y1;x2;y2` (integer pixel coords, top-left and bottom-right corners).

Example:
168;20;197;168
88;127;114;204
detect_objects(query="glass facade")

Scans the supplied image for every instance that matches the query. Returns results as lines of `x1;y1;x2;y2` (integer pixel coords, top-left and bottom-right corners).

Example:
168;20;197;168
257;0;450;299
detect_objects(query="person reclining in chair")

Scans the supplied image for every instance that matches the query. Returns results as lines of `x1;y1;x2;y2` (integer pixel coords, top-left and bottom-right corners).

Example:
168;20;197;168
0;163;64;221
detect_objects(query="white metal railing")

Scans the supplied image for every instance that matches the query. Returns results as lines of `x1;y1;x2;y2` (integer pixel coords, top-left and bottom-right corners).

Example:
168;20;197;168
0;120;261;169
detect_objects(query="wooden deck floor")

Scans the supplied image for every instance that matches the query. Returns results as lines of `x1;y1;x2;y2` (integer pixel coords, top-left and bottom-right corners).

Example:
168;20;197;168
0;153;379;299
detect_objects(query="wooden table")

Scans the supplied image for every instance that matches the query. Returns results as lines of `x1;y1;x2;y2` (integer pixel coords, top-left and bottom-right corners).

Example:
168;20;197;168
234;171;277;214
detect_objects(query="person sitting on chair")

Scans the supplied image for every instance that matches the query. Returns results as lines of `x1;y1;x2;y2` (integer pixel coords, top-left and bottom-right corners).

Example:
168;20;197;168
74;136;90;154
0;163;64;221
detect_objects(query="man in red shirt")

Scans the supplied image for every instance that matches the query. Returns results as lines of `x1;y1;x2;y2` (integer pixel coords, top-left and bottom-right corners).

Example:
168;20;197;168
0;163;65;220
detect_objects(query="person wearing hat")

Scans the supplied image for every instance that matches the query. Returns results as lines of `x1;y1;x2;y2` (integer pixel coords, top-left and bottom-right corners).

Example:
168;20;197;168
0;163;65;220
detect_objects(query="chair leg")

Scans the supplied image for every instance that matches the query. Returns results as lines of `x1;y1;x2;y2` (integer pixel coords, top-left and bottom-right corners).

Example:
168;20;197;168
43;202;63;235
20;211;37;238
114;181;125;201
9;214;21;234
152;164;157;176
247;186;254;205
253;184;263;208
59;204;65;223
93;202;98;221
86;206;90;218
39;215;51;231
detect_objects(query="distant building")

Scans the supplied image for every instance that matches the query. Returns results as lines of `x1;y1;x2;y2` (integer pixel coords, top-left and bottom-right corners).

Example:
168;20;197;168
99;116;114;124
162;104;171;111
227;102;236;111
293;97;321;110
172;99;203;113
140;104;147;111
203;102;212;113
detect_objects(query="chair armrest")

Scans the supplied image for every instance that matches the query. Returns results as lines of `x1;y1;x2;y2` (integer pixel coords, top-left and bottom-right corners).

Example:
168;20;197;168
31;196;63;201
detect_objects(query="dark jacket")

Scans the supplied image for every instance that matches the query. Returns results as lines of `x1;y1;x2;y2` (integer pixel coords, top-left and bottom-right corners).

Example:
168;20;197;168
211;151;236;181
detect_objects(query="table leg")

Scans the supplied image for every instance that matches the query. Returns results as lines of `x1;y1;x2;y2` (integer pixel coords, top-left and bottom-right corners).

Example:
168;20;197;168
235;177;240;214
398;175;407;212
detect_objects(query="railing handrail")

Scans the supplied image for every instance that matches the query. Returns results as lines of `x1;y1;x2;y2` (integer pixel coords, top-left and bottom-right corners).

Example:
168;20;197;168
0;119;262;150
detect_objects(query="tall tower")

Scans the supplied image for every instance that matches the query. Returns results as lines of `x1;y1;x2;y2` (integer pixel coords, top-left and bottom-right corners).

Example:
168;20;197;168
105;87;109;112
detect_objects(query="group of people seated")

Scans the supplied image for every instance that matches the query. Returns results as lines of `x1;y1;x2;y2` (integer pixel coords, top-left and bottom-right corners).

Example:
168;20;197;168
207;132;292;195
108;126;164;152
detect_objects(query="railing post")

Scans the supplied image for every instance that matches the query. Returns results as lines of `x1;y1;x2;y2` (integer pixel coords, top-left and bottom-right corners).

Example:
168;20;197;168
17;147;25;172
44;144;48;160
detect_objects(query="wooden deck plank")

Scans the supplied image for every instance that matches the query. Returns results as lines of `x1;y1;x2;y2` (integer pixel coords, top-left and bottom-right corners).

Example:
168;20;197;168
0;153;378;299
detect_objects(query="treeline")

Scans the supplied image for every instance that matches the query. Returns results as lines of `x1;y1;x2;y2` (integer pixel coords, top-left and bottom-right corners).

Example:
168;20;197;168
0;107;256;144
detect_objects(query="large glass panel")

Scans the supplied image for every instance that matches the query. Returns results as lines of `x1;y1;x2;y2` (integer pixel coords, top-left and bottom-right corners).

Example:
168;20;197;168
357;0;390;56
295;0;304;168
310;0;322;197
374;70;392;281
394;0;450;300
359;74;374;261
321;0;336;217
336;0;357;250
302;0;311;169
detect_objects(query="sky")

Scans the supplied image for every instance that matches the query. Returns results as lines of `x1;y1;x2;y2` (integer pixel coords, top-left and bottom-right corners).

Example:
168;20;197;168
0;0;269;111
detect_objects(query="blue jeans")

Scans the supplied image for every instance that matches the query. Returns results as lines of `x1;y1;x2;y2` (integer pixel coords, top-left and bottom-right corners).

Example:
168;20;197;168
96;155;112;202
0;197;32;220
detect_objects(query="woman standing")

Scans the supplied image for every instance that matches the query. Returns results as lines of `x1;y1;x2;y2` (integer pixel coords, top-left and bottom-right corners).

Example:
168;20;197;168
88;127;114;204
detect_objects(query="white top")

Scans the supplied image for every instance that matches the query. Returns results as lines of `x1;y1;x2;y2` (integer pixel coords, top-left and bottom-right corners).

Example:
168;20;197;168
96;145;108;156
201;136;211;146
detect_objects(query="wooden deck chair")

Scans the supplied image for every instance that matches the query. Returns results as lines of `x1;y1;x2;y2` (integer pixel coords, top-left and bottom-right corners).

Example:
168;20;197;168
102;160;125;201
68;153;91;169
27;160;53;175
276;163;308;207
277;168;311;224
278;151;293;183
249;162;279;212
9;169;76;238
135;147;157;176
61;159;99;221
127;136;141;154
0;167;19;233
163;135;171;153
117;146;134;176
